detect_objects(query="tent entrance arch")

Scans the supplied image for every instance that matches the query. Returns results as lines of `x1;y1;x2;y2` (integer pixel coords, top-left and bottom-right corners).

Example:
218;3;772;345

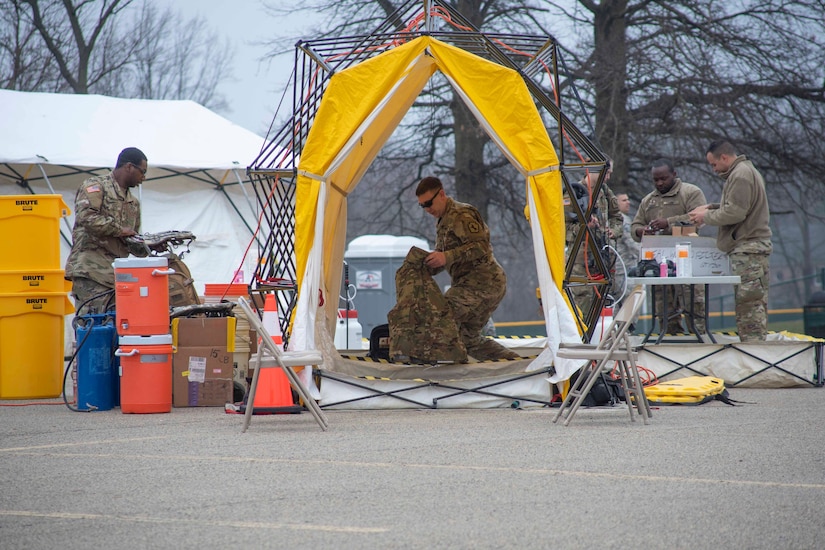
248;1;613;381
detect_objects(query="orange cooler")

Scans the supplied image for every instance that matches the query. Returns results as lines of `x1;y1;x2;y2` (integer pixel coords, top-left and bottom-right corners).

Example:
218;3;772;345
113;257;173;336
116;334;173;414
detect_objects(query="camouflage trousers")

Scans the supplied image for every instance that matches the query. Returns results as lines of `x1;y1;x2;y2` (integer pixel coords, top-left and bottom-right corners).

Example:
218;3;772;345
730;250;770;342
388;248;518;363
653;284;706;334
70;276;116;316
445;281;519;361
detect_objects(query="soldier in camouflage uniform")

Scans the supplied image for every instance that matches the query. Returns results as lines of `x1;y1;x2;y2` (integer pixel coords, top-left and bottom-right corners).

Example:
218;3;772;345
691;141;772;342
631;159;707;334
65;147;149;315
401;176;519;362
616;194;639;262
564;170;623;318
614;193;639;299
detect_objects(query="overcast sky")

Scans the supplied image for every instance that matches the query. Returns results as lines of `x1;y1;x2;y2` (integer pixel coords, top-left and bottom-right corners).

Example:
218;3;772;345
173;0;313;137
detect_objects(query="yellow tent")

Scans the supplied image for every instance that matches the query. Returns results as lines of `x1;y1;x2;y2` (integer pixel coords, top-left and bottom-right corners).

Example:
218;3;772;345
290;36;581;383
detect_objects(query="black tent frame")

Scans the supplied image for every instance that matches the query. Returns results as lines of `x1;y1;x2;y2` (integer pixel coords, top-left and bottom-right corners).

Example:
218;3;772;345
247;0;613;341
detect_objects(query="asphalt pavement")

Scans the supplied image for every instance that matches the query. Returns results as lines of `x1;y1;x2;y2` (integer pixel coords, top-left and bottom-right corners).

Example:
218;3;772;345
1;387;824;549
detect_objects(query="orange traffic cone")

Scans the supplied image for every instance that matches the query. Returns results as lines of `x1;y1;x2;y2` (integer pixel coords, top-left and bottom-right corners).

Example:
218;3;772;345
252;293;301;413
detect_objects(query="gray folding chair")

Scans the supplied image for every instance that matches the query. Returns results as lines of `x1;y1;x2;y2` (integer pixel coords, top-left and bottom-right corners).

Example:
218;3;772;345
236;297;328;432
553;286;651;426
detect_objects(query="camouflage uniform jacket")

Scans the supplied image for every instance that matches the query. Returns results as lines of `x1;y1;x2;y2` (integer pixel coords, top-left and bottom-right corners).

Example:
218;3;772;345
564;183;623;247
434;197;504;288
387;247;467;363
630;179;706;242
617;212;640;264
65;172;142;287
703;156;772;254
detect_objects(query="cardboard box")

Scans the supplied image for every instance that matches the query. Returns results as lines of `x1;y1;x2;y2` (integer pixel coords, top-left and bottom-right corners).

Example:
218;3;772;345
671;224;697;236
233;328;256;354
173;345;234;407
172;317;236;350
233;351;251;386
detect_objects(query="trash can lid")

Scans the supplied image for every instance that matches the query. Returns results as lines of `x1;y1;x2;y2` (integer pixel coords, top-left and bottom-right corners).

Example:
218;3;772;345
344;235;430;258
113;257;168;269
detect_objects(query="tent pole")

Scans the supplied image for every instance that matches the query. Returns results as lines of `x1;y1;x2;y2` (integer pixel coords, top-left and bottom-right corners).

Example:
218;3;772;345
232;167;259;217
551;42;564;166
424;0;433;32
217;182;262;247
296;41;332;73
36;163;74;246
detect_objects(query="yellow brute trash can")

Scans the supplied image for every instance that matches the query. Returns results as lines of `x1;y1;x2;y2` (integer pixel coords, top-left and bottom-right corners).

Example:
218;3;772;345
0;195;70;270
0;292;73;399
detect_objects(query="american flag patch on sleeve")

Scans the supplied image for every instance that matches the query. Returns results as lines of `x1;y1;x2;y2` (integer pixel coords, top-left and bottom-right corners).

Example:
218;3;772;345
86;185;101;193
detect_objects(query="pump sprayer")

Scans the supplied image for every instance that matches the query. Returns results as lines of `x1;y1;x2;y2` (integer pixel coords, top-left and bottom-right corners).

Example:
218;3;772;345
335;261;363;350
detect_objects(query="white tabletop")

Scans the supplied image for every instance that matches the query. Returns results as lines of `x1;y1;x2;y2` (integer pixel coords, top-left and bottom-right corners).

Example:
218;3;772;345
626;276;741;286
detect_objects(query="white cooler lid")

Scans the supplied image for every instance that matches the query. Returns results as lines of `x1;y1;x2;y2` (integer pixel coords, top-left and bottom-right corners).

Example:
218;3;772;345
113;257;168;269
119;334;173;345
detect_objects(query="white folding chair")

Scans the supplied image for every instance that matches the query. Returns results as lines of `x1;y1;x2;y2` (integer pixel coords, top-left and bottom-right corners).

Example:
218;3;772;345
236;297;328;432
553;286;652;426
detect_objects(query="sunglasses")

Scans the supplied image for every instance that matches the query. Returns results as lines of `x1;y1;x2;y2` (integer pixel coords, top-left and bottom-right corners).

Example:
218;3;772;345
419;189;441;209
129;162;147;176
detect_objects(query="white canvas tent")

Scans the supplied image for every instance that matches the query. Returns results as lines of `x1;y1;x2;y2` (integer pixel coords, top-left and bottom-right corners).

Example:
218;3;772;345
0;89;266;294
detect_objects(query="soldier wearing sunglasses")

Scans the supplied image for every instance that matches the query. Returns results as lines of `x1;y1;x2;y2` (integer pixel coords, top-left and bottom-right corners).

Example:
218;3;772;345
410;176;520;361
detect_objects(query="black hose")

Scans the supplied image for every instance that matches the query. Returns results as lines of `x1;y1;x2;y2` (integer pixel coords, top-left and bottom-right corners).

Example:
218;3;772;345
63;317;93;412
75;287;116;318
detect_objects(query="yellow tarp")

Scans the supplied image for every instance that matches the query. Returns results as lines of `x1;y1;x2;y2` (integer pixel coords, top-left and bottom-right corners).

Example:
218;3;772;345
293;35;569;343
